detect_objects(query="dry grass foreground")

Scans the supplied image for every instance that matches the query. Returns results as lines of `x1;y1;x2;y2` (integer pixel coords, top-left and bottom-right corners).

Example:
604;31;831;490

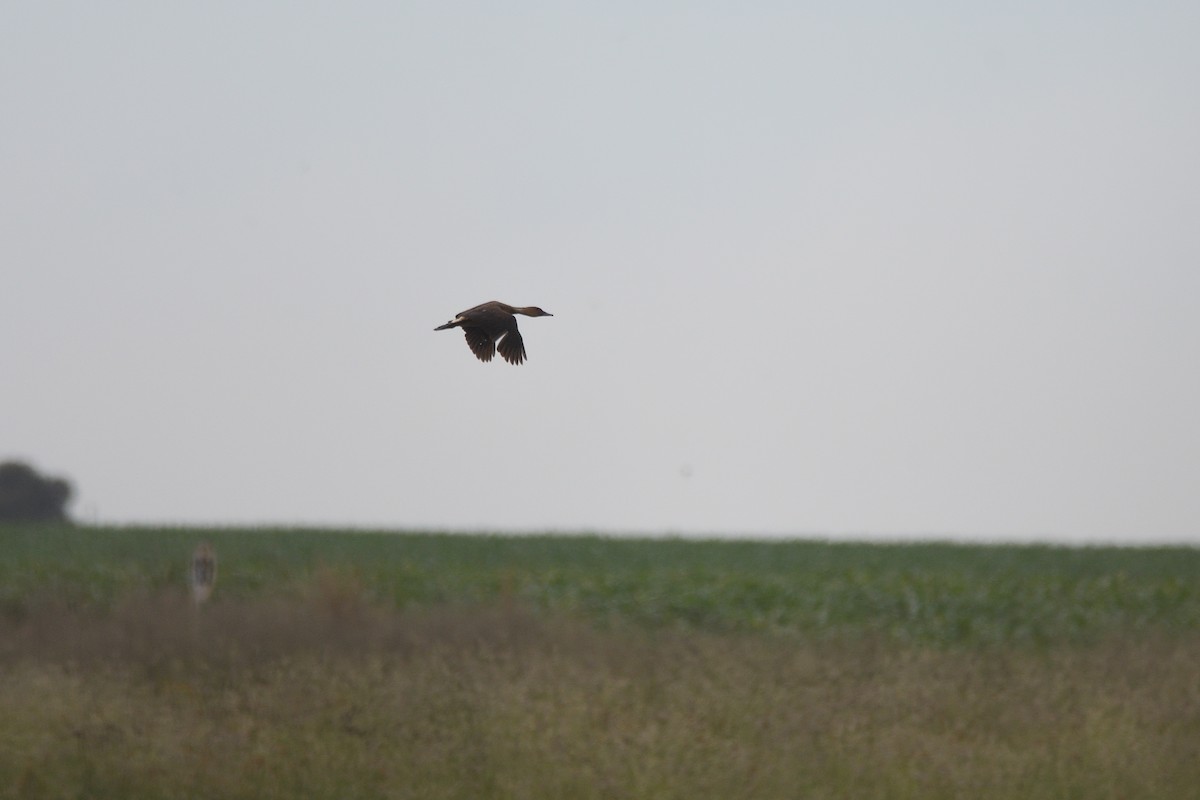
2;585;1198;800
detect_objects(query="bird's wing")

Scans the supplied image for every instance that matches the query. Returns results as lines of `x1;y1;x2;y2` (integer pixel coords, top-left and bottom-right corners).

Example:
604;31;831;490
496;329;526;365
462;327;496;362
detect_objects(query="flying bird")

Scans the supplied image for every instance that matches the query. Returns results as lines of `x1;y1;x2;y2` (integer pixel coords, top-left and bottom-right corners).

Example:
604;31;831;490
434;301;553;365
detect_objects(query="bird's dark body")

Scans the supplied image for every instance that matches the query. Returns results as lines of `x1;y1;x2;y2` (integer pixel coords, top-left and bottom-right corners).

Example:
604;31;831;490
434;301;553;365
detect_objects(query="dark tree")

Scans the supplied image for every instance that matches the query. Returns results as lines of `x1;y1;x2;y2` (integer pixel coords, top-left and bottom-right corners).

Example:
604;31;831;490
0;461;73;523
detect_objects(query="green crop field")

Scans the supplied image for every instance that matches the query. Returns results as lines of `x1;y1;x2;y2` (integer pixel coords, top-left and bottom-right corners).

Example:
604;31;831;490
3;525;1198;644
2;525;1198;799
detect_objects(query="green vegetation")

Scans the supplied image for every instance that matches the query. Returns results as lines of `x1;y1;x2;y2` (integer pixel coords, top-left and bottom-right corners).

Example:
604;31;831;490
1;525;1198;798
2;525;1197;645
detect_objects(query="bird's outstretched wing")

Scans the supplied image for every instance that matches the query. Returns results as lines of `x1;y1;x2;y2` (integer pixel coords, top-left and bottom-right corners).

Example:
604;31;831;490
496;330;526;365
462;327;496;362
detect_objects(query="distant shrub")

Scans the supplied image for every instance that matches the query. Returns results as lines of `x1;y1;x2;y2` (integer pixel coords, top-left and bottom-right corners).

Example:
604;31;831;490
0;461;73;523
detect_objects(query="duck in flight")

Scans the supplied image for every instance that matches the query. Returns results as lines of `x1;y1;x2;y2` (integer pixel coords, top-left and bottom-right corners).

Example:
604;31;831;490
434;301;553;365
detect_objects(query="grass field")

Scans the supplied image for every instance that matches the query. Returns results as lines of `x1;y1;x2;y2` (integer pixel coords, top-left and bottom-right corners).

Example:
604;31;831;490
2;525;1199;798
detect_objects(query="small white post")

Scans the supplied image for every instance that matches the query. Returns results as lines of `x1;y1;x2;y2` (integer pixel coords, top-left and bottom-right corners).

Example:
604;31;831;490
189;542;218;606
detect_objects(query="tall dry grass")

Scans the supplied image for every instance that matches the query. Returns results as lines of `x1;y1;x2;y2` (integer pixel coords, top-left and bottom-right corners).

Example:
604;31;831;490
2;584;1197;799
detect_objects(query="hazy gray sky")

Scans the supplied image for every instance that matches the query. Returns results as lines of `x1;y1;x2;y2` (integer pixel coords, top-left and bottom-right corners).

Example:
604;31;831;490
4;3;1198;542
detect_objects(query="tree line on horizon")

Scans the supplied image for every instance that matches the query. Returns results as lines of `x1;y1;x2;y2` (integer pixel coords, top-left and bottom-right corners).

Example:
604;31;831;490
0;460;73;523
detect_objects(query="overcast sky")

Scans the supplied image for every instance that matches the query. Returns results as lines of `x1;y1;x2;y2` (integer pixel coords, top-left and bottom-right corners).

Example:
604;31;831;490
4;3;1198;543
